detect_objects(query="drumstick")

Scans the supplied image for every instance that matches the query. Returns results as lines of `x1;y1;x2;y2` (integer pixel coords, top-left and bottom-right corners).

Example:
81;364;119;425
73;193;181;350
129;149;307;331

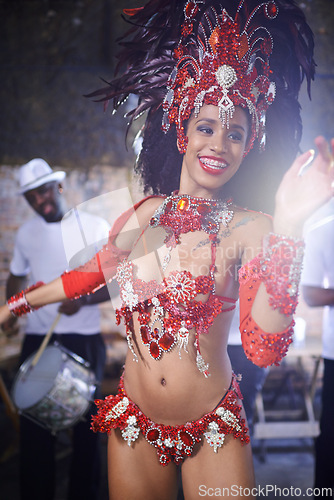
31;313;62;367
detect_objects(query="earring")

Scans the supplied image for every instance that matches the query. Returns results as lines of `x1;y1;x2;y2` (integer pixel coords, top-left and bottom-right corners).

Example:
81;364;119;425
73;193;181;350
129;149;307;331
177;134;188;155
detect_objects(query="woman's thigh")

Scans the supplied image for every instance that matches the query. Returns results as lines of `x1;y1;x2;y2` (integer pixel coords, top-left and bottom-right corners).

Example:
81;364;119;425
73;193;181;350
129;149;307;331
107;429;179;500
181;434;255;499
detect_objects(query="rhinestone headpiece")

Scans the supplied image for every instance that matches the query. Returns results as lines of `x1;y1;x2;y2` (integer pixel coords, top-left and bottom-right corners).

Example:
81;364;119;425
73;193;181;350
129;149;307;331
162;0;278;154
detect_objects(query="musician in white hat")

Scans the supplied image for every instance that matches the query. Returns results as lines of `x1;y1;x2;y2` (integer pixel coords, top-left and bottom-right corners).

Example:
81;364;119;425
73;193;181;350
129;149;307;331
3;158;110;500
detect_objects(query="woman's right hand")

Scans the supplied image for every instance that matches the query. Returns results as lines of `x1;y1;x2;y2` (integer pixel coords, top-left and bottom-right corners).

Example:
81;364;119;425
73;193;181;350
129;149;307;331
1;315;19;337
0;304;12;327
274;136;334;236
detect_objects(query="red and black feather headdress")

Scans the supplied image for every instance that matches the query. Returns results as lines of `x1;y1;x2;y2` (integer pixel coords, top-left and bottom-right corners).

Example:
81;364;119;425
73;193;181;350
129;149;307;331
88;0;315;153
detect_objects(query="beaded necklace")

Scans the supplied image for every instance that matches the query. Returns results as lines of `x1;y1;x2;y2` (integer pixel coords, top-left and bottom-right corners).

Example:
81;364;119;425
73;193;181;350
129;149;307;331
150;191;234;270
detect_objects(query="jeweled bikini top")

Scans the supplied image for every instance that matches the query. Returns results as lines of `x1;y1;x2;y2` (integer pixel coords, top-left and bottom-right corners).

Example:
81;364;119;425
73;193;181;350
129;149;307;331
115;192;236;377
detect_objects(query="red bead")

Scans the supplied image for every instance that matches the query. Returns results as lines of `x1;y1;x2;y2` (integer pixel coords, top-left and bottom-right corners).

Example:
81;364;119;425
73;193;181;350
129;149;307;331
180;430;193;447
149;341;161;359
197;203;211;215
185;1;198;19
266;1;278;18
165;200;173;213
153;327;160;337
159;332;175;351
147;428;160;442
140;325;150;344
177;197;189;212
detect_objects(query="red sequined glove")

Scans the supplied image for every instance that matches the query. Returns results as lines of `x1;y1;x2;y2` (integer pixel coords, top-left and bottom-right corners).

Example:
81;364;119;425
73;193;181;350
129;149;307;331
260;233;304;316
61;243;129;299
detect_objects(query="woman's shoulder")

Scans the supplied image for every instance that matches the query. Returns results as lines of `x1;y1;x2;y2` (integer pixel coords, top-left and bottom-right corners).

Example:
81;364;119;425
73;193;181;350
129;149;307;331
135;194;165;213
231;205;273;252
111;194;165;250
131;194;165;225
116;194;165;232
232;205;272;228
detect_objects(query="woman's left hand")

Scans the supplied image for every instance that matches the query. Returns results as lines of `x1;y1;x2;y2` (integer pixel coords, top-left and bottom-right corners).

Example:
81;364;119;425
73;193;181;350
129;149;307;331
274;136;334;236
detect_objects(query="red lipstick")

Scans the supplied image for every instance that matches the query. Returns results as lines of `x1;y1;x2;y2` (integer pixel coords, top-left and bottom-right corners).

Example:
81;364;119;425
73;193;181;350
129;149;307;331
198;156;229;176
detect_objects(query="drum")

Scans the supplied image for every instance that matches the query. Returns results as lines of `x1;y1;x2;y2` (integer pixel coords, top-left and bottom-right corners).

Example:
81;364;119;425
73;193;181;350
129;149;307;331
12;343;96;434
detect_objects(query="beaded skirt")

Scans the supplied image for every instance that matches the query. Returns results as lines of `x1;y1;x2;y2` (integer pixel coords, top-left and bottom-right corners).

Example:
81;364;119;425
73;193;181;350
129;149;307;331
91;373;249;466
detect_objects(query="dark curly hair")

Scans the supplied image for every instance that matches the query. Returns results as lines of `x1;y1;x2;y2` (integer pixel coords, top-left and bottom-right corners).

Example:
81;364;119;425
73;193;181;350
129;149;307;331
135;107;182;196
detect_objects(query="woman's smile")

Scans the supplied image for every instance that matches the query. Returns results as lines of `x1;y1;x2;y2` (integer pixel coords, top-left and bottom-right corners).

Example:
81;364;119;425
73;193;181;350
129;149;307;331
198;155;229;175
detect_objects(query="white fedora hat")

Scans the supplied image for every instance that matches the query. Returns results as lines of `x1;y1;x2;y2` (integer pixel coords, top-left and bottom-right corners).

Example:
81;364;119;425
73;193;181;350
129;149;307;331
18;158;66;194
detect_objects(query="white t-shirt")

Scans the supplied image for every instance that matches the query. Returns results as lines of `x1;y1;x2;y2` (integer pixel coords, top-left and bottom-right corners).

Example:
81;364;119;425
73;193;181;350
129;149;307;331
10;211;110;335
301;199;334;360
228;300;241;346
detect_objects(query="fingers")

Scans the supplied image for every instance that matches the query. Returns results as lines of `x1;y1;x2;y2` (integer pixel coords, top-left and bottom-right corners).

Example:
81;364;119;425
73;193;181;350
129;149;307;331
58;299;80;316
314;136;334;172
314;136;330;157
296;137;334;178
297;149;315;176
285;149;315;178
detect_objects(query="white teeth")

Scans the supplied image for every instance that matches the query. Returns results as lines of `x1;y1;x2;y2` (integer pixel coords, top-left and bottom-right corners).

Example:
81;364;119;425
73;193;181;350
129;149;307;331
200;158;227;169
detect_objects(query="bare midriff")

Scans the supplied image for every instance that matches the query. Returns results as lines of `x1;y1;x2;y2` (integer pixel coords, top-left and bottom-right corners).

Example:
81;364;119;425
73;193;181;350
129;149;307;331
122;304;236;426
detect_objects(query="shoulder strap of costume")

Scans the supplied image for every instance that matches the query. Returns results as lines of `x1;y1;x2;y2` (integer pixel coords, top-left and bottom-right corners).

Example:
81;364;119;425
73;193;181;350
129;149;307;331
108;194;165;245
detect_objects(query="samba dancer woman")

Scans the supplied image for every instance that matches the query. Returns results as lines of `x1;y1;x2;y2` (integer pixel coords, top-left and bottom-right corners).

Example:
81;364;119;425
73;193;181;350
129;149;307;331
1;1;334;498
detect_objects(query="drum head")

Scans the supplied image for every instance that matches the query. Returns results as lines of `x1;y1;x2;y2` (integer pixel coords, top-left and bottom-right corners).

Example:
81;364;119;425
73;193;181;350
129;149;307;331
13;345;63;410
